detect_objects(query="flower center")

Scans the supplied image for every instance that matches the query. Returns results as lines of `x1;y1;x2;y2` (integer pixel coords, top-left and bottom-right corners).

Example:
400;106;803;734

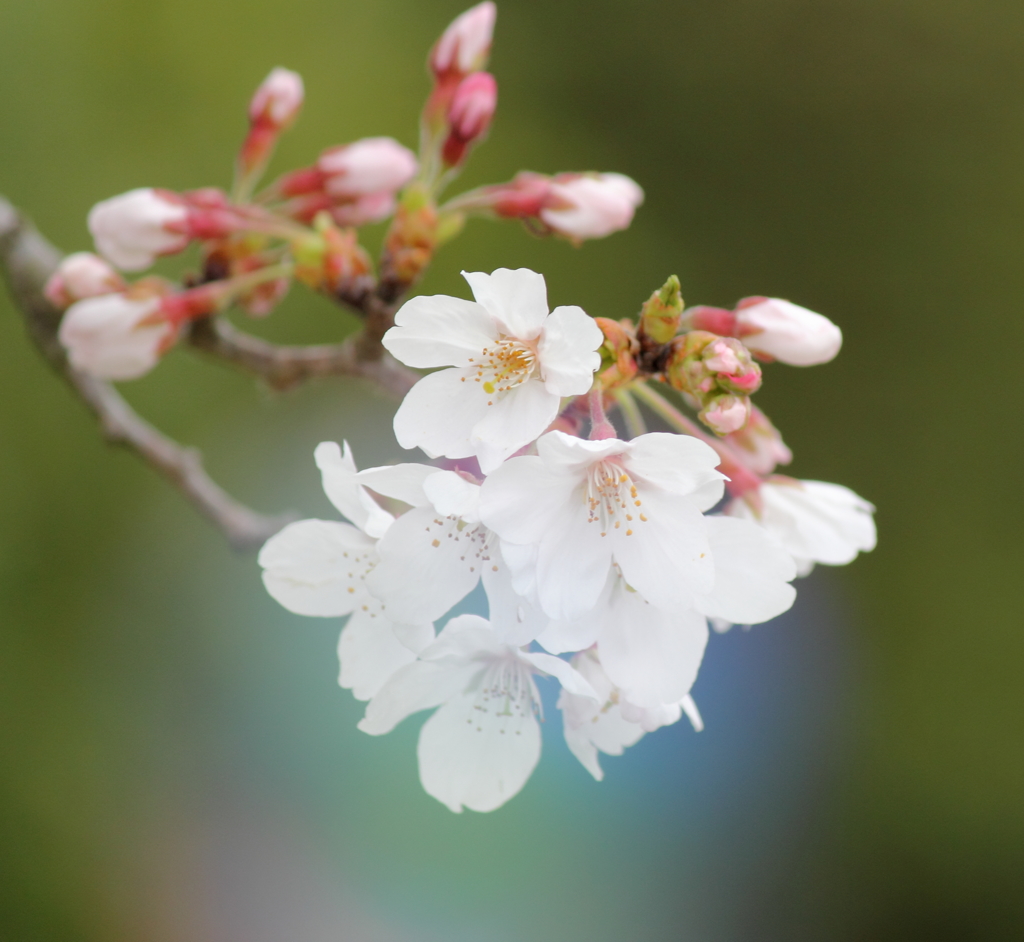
475;657;542;723
468;338;537;398
584;460;648;537
426;516;501;575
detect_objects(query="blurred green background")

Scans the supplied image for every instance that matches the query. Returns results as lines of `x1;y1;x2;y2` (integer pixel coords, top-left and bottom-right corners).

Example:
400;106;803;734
2;1;1023;939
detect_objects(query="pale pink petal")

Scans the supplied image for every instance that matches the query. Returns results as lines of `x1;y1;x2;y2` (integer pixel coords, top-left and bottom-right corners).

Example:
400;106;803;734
625;433;725;497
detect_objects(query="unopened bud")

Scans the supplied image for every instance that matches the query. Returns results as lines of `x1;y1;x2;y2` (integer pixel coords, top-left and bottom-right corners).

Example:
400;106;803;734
452;170;644;243
594;317;638;390
441;72;497;167
381;184;438;289
540;172;644;242
725;405;792;475
637;275;683;345
734;296;842;366
430;2;496;78
45;252;126;308
699;393;750;435
58;290;177;380
316;137;419;198
249;67;304;129
88;188;190;272
664;331;761;433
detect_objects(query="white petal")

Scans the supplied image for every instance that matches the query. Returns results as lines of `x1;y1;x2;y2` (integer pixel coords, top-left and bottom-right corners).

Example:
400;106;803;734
535;500;613;620
625;433;725;497
561;693;646;782
461;268;549;339
392;367;491;459
612;486;713;611
518;650;598;700
470;378;560;471
258;519;377;616
536;305;603;397
382;294;496;367
478;455;579;546
423;470;481;522
337;607;434;701
366;507;483;625
314;441;394;538
598;587;709;708
354;462;436;508
536;571;615;654
535;429;626;473
417;685;541;813
693;516;796;624
481;560;548;646
358;659;480;736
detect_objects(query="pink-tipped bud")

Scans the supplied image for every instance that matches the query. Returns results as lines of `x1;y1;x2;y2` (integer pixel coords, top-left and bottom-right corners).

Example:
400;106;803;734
45;252;126;308
330;191;398;228
58;291;177;380
734;296;842;366
700;394;751;435
442;72;497;167
540;172;644;241
317;137;419;199
725;405;792;475
430;2;496;78
249;67;304;129
88;188;191;272
702;337;762;394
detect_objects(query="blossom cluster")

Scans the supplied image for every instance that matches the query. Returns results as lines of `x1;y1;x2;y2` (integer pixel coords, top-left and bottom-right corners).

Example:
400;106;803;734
40;3;877;813
259;266;876;813
44;2;643;381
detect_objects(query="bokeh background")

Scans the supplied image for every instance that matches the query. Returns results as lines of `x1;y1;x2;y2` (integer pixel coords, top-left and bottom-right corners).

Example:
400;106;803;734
2;1;1023;939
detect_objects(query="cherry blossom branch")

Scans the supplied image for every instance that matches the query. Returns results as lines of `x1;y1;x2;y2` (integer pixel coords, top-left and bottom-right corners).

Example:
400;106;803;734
183;314;418;395
0;195;295;549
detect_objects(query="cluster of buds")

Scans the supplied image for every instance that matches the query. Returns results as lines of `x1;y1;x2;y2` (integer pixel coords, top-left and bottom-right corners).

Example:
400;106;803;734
422;2;498;177
46;4;651;384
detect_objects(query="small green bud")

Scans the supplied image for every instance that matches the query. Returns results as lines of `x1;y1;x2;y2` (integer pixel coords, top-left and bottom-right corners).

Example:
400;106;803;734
638;274;684;345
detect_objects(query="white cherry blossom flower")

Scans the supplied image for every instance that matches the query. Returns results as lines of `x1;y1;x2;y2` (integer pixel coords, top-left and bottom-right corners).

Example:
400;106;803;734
559;649;703;781
727;477;876;575
537;515;795;705
258;442;433;701
358;614;596;813
58;293;176;380
479;430;726;621
383;268;603;472
356;463;546;645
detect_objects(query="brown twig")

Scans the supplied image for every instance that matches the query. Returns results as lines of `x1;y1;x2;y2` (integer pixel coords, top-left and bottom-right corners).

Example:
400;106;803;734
0;195;409;550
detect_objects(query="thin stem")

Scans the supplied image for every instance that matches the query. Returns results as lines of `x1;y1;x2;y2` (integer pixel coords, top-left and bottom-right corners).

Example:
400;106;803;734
611;388;647;439
630;381;763;496
588;389;617;440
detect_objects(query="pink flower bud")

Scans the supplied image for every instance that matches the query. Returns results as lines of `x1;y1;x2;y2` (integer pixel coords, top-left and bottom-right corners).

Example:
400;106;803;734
734;297;842;366
58;293;176;380
330;191;398;227
317;137;418;198
430;2;497;78
442;72;498;167
248;67;304;129
540;172;644;241
725;405;792;476
88;188;190;272
700;394;750;436
44;252;126;308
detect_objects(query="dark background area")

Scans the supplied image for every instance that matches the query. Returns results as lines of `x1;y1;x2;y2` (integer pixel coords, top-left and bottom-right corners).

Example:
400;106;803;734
2;1;1022;939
